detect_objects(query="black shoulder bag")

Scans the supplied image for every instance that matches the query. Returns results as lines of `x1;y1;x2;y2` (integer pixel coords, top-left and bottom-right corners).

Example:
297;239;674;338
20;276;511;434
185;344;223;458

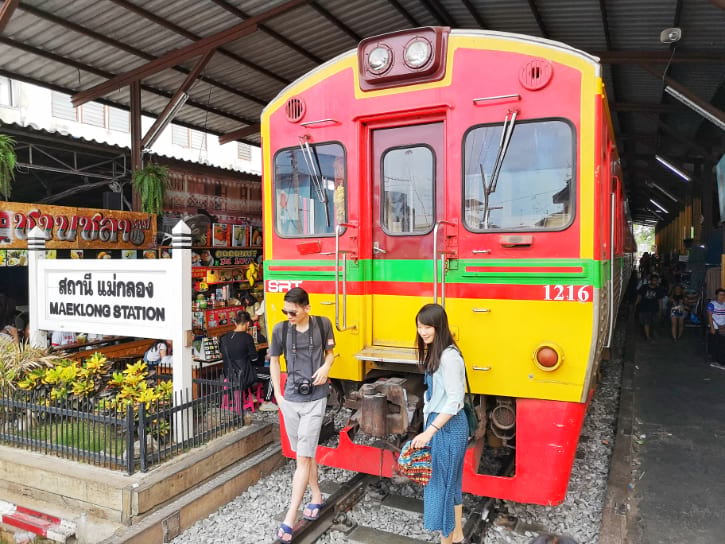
463;368;479;440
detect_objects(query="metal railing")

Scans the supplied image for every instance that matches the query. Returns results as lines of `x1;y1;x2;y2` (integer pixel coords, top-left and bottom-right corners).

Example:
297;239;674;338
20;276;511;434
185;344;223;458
0;367;247;475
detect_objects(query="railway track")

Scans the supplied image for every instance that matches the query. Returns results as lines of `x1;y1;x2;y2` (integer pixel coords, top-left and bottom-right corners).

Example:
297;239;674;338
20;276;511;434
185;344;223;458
271;471;501;544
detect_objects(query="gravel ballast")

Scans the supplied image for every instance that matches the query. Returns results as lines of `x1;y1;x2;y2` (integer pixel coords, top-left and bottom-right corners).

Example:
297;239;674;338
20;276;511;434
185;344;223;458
172;329;624;544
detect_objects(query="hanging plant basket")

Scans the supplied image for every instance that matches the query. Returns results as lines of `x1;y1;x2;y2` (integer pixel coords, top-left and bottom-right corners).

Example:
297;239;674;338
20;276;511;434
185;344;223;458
0;134;17;201
132;162;169;215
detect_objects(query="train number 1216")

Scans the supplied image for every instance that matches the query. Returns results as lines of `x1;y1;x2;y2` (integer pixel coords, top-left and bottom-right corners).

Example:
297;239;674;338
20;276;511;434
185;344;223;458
543;285;592;302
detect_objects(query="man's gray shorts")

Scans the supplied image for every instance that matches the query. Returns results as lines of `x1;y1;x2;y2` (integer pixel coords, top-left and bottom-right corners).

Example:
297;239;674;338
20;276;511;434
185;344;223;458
279;396;327;458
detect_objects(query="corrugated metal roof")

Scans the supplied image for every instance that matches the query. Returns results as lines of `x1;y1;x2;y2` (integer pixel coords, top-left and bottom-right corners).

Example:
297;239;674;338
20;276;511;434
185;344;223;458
0;0;723;221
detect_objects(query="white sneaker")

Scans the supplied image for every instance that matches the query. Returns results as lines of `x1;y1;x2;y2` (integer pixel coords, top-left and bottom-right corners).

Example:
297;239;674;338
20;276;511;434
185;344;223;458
259;401;279;412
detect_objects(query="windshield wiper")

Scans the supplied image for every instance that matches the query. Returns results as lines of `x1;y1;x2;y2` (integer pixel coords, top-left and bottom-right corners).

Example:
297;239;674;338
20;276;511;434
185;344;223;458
298;137;331;227
480;109;518;228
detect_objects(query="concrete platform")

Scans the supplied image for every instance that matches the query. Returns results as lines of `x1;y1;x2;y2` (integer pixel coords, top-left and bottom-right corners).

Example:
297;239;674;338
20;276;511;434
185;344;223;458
603;316;725;543
0;422;284;543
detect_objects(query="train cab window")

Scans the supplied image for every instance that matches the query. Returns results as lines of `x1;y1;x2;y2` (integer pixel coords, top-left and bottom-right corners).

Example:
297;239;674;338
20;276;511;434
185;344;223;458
381;145;434;234
273;142;346;237
463;119;574;232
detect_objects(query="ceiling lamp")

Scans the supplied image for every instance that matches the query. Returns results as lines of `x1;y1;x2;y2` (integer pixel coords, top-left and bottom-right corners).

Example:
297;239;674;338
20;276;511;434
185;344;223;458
655;155;691;182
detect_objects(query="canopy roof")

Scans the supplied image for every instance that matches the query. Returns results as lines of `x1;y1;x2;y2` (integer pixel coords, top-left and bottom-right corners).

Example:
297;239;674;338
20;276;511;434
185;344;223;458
1;0;724;221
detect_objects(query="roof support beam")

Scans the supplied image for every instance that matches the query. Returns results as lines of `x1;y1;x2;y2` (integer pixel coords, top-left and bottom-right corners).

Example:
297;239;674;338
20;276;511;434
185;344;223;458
71;0;311;107
526;0;548;38
208;0;322;64
0;36;256;128
130;81;142;174
597;50;725;64
142;49;217;150
219;125;261;145
459;0;487;28
640;64;725;130
19;3;269;106
109;0;290;86
385;0;421;27
309;2;361;42
0;0;20;33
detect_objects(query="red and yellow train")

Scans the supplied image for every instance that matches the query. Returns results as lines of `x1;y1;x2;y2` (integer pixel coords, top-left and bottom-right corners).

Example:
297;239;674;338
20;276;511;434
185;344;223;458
261;27;634;505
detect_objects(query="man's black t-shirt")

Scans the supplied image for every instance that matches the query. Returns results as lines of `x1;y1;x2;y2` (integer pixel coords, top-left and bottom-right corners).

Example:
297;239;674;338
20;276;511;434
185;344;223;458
637;284;666;314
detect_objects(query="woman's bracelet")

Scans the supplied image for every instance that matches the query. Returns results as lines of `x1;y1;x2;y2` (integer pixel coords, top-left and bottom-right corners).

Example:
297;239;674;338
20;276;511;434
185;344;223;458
430;423;440;431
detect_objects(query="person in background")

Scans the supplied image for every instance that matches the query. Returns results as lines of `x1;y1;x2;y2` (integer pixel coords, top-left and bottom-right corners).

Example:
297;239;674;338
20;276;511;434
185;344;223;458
634;274;666;342
51;329;76;348
410;304;467;544
219;311;259;391
0;293;19;344
143;340;169;371
269;287;335;543
668;284;687;342
707;289;725;370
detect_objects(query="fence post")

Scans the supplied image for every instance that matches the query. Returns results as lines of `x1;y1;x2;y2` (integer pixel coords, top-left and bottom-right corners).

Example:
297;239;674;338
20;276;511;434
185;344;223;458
26;226;46;347
171;220;193;443
126;403;135;475
138;403;147;473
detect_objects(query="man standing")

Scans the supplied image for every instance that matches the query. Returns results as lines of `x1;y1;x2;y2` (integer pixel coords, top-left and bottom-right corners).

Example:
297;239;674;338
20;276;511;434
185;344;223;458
634;274;666;342
269;287;335;543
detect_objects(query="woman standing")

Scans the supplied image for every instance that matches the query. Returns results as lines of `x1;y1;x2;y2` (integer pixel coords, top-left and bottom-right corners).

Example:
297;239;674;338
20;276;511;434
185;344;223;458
669;284;687;342
0;293;19;345
219;311;259;391
410;304;468;544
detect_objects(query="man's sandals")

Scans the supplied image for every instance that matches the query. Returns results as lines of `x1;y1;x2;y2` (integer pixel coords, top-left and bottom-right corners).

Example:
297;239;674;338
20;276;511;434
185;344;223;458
276;503;324;542
303;502;324;521
277;523;293;542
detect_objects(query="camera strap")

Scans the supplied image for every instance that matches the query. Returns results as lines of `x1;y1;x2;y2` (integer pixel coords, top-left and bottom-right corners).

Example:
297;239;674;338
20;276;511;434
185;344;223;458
287;317;317;387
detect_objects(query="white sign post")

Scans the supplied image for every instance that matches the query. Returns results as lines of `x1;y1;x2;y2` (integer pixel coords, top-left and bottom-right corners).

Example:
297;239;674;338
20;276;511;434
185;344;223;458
27;221;193;443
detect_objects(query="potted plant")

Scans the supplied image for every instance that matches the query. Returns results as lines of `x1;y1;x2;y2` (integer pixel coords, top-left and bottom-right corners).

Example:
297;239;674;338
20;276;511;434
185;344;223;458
132;162;169;214
0;134;17;201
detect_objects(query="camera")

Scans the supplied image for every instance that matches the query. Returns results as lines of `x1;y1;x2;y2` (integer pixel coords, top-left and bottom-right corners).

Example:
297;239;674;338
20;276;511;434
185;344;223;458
296;379;314;396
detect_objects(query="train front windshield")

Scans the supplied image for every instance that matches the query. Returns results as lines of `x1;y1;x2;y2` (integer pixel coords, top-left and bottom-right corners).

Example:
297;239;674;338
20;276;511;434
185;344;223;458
463;119;574;232
273;142;346;237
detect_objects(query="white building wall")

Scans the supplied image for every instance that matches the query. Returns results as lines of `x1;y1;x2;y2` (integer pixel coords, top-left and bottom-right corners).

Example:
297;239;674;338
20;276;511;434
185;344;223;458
0;77;261;175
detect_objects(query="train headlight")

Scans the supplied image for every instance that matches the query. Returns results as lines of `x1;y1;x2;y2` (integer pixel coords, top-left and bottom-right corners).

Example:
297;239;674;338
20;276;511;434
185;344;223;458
367;45;392;74
404;38;432;69
533;343;564;371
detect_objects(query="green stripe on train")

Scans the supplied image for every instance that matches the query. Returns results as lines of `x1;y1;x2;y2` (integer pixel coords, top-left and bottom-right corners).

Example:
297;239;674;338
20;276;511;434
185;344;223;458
264;258;607;287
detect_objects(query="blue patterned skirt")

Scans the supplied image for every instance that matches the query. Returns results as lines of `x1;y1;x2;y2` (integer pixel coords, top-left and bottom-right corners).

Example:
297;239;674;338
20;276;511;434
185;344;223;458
423;409;468;537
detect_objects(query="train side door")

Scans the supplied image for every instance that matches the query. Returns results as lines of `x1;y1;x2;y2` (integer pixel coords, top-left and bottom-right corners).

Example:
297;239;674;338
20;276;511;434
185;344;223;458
369;122;445;346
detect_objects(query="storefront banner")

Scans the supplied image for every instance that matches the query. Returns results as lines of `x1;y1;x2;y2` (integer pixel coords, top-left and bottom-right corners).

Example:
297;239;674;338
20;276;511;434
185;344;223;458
0;201;156;249
35;259;174;339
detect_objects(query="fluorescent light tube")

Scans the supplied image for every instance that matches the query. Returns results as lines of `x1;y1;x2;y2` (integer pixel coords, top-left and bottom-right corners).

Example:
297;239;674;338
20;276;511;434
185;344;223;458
655;155;691;182
649;198;669;213
665;86;725;132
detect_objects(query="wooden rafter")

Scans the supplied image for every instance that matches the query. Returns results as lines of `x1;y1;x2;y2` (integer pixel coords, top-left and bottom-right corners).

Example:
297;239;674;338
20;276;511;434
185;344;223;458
219;125;261;145
0;0;20;33
142;49;217;149
208;0;322;64
0;35;256;128
109;0;290;86
71;0;312;108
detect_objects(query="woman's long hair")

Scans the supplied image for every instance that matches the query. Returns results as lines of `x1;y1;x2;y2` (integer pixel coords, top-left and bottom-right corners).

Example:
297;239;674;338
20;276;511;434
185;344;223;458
415;303;459;374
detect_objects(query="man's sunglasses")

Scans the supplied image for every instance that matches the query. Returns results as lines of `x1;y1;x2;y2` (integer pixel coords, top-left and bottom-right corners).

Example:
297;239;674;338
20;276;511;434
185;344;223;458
281;309;298;317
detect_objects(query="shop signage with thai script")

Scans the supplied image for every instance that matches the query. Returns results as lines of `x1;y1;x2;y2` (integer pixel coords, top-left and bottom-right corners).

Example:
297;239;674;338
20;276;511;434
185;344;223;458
0;201;156;249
